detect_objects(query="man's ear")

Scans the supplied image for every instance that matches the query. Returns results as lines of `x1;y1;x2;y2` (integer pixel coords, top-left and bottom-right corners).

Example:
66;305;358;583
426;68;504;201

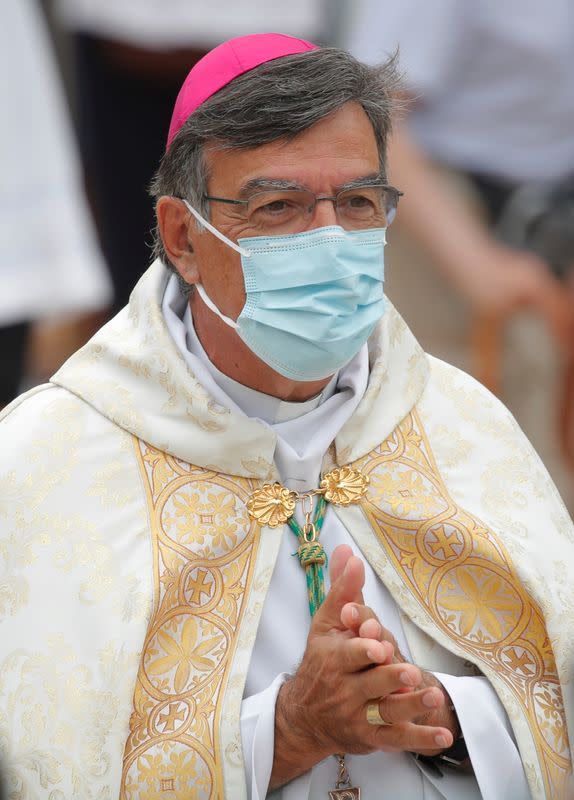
156;196;200;285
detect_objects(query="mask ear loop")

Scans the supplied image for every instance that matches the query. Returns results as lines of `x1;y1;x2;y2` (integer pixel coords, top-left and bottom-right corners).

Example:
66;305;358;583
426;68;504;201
194;284;238;330
182;199;252;258
181;199;245;330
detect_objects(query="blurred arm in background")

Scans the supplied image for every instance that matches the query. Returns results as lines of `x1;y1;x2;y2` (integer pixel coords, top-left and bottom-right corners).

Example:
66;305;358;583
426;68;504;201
388;120;574;350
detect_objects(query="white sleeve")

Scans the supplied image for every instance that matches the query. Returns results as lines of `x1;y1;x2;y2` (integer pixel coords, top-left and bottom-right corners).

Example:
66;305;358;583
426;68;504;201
241;673;290;800
240;672;532;799
434;673;531;800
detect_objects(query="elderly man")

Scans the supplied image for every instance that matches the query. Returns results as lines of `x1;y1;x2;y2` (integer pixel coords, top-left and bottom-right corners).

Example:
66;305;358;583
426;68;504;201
0;33;572;800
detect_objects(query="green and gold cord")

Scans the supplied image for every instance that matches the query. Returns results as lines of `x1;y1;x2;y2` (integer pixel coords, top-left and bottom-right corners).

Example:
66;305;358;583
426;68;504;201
287;494;328;617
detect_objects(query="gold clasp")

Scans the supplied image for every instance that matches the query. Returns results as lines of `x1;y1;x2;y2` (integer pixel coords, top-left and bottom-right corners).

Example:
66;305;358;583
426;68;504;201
246;467;368;530
300;493;317;541
299;492;314;518
303;521;317;542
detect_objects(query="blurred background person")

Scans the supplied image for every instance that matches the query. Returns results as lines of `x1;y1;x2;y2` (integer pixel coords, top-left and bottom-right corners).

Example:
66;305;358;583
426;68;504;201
0;0;112;408
52;0;330;311
343;0;574;509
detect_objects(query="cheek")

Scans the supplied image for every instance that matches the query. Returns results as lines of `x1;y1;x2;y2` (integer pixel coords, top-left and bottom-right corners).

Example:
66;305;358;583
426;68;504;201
196;236;246;318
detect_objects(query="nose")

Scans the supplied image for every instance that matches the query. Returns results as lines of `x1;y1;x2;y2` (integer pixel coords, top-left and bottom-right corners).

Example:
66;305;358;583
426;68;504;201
309;197;339;229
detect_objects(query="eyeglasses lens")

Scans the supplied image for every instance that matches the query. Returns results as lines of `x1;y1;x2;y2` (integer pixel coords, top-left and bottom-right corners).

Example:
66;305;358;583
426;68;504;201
245;186;397;233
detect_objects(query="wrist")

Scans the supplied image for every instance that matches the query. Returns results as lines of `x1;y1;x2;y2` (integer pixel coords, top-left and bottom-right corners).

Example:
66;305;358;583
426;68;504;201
270;678;329;790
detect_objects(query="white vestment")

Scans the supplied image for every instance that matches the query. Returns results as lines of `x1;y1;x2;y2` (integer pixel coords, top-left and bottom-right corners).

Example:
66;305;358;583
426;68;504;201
162;276;527;800
1;260;572;799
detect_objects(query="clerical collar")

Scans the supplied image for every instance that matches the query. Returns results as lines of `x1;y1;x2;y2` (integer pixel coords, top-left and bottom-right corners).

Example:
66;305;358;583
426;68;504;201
182;304;338;425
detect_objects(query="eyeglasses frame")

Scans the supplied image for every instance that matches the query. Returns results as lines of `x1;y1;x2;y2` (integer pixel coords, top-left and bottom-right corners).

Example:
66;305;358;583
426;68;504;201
202;183;404;222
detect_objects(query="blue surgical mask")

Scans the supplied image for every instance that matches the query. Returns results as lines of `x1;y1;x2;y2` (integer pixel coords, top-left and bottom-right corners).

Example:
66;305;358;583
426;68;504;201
184;201;386;381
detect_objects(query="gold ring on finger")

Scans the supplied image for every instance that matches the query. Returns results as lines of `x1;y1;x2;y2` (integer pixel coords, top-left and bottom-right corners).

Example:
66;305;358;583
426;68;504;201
366;701;392;726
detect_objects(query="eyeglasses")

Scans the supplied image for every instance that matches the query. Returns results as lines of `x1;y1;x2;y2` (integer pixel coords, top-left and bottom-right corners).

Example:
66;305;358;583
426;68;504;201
203;184;403;234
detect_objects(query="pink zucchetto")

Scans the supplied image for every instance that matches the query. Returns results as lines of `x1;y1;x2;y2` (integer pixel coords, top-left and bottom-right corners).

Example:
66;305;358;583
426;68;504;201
166;32;319;149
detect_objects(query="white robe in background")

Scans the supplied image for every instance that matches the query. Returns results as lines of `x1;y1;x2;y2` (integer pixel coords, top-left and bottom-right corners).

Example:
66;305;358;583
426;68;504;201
0;0;111;325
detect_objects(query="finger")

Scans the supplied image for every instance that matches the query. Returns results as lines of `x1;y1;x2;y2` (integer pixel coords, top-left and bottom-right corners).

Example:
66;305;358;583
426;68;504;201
358;617;384;641
329;544;354;584
357;661;423;701
372;720;454;754
358;619;408;665
340;636;394;673
313;555;365;634
340;603;397;647
369;685;446;726
340;602;376;634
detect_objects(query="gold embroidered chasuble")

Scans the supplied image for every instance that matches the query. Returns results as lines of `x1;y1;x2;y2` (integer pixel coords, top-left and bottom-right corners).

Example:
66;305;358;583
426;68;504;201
1;260;573;799
121;418;570;799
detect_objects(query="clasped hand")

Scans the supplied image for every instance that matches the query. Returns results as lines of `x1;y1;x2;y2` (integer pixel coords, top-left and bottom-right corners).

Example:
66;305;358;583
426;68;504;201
271;545;458;788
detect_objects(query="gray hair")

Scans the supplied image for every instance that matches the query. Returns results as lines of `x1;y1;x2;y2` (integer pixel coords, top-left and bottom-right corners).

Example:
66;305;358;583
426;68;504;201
149;47;400;291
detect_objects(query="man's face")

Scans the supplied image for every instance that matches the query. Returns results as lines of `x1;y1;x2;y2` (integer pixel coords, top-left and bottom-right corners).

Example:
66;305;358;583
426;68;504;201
159;100;382;400
192;101;381;320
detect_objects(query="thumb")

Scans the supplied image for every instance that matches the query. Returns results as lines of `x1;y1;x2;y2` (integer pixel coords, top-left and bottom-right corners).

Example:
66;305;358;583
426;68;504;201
328;543;355;584
312;553;365;634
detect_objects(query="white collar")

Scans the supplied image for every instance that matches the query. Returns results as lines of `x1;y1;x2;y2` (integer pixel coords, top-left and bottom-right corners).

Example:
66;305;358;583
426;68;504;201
181;303;339;425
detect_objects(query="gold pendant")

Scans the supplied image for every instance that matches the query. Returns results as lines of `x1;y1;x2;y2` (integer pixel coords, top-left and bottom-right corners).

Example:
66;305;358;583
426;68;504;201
329;754;360;799
320;466;369;506
329;789;360;800
246;482;296;527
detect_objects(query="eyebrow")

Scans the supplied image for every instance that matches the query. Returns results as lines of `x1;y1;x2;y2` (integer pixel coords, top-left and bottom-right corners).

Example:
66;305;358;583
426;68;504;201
339;173;386;191
238;178;304;198
238;173;385;198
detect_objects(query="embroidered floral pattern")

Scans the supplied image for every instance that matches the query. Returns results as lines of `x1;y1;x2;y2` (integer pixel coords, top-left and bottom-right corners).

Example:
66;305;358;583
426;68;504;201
121;442;261;799
356;411;570;798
